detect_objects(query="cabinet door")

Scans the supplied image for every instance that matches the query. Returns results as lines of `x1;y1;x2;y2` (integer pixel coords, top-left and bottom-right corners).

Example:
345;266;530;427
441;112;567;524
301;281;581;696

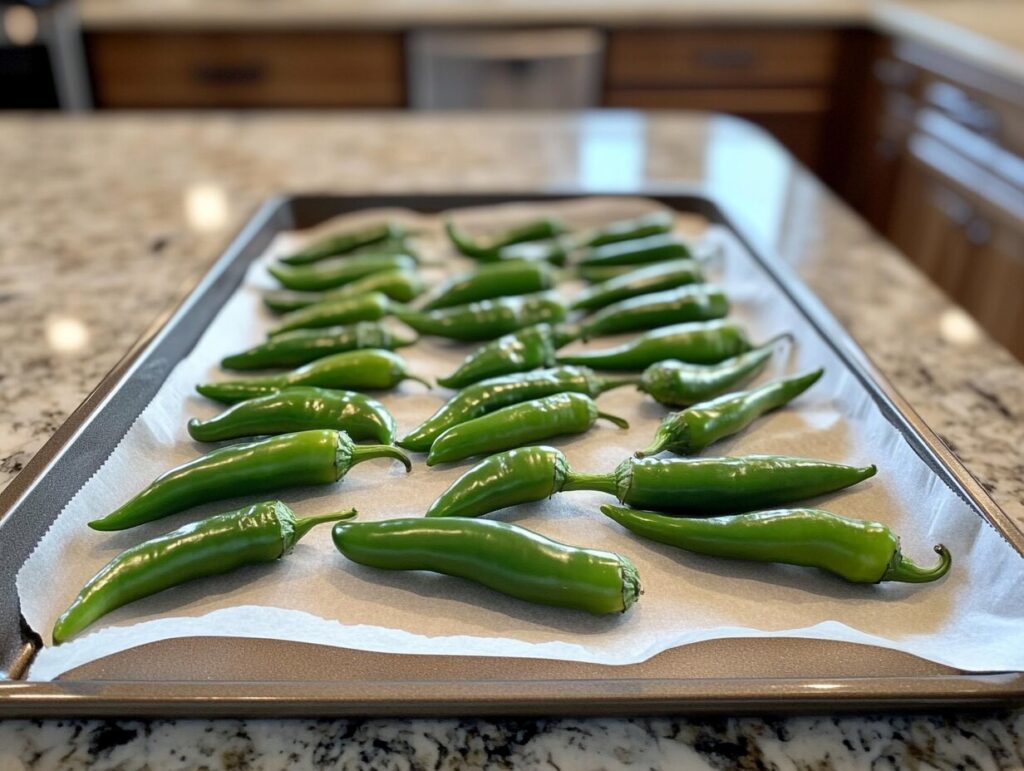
890;137;1024;359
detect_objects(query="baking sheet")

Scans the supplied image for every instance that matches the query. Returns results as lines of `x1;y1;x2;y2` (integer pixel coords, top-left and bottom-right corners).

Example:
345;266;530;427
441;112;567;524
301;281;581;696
17;197;1024;681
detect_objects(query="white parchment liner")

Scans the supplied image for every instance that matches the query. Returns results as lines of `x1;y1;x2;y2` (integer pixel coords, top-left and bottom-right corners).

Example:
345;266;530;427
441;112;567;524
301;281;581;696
18;197;1024;681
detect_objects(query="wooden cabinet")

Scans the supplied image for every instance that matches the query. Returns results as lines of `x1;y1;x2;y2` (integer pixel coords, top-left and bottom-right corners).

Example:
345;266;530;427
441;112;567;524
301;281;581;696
604;28;843;169
87;32;406;108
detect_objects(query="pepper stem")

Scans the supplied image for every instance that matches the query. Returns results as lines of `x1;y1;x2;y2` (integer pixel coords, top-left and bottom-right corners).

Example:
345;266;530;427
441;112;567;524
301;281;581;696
759;331;794;348
595;375;642;394
293;508;357;542
350;444;413;472
634;438;666;458
561;471;619;496
882;544;952;583
597;411;630;429
403;373;433;389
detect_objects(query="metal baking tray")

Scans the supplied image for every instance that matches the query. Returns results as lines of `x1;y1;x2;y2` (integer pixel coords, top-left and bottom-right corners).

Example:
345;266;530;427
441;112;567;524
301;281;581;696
2;192;1022;717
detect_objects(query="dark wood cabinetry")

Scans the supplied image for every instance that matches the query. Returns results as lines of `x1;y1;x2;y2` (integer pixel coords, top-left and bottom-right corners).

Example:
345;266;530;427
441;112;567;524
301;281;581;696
87;32;406;108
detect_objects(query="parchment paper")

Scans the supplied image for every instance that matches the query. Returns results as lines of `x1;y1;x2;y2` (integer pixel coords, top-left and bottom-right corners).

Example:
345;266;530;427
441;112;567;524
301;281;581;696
18;197;1024;681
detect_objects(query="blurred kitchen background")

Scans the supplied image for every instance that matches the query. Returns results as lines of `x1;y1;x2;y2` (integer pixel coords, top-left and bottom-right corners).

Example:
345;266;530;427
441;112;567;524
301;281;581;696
2;0;1022;359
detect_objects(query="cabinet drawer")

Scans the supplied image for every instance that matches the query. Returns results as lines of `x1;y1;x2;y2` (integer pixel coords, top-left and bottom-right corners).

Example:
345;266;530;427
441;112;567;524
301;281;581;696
87;32;406;108
606;29;840;88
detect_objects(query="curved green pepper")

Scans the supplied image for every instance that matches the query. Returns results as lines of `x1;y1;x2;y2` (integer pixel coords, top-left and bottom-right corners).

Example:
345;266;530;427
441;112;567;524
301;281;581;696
638;344;779;407
427;446;570;519
495;237;572;266
399;366;637;452
263;270;425;313
601;505;951;584
331;517;641;615
269;254;416;292
577;211;675;248
423;261;557;310
221;321;417;371
571;259;704;312
196;349;428;404
563;455;877;516
395;292;567;342
269;292;393;336
187;387;397;444
436;323;575;389
576;284;729;340
576;233;690;269
88;429;409;531
557;320;753;371
446;217;565;261
55;502;356;642
280;221;408;265
427;392;628;466
637;369;823;456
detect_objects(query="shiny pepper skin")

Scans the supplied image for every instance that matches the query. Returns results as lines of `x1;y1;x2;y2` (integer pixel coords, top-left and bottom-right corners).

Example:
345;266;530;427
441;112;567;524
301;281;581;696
269;253;417;292
54;502;356;643
394;292;567;342
263;270;425;313
426;392;628;466
422;260;558;310
187;387;398;445
576;284;729;340
638;344;779;407
557;320;753;371
269;292;393;336
446;218;565;261
331;516;641;614
221;321;418;370
601;505;951;584
280;221;408;265
87;429;410;531
570;259;705;312
636;369;823;456
426;446;571;519
576;233;690;269
196;349;428;405
399;366;638;452
563;455;878;516
436;323;572;389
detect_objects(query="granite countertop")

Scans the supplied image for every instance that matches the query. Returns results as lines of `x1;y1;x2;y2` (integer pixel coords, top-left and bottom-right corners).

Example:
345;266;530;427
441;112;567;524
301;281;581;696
1;111;1022;767
76;0;1024;85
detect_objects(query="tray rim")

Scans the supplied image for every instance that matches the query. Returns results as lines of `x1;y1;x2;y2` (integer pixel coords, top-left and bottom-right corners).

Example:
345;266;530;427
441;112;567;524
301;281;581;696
1;189;1022;716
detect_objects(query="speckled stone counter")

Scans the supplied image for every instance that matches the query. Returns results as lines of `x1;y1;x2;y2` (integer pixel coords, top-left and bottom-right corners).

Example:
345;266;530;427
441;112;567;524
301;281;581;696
1;112;1022;769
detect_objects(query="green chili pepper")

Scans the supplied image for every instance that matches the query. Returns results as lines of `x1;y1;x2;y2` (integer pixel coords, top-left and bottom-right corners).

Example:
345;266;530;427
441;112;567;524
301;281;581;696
279;222;408;265
576;233;690;269
423;260;557;310
436;323;576;389
638;344;780;407
576;211;675;248
263;270;425;313
637;369;823;457
495;237;573;266
196;349;428;404
577;264;647;283
446;217;565;261
571;259;704;312
331;517;641;614
56;502;357;643
221;321;417;371
426;446;570;519
601;505;951;584
576;285;729;340
269;292;392;336
395;292;567;342
557;320;753;371
187;387;397;444
269;254;416;292
427;392;628;466
88;430;409;531
399;366;637;452
563;455;877;516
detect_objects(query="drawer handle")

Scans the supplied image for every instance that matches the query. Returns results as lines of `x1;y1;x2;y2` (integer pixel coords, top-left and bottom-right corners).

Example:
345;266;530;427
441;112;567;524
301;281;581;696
696;49;755;71
191;63;267;85
925;82;999;136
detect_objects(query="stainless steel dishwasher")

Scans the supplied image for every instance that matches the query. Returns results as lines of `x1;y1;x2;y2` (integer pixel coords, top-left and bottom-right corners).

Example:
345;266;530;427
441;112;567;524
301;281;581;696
407;28;604;110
